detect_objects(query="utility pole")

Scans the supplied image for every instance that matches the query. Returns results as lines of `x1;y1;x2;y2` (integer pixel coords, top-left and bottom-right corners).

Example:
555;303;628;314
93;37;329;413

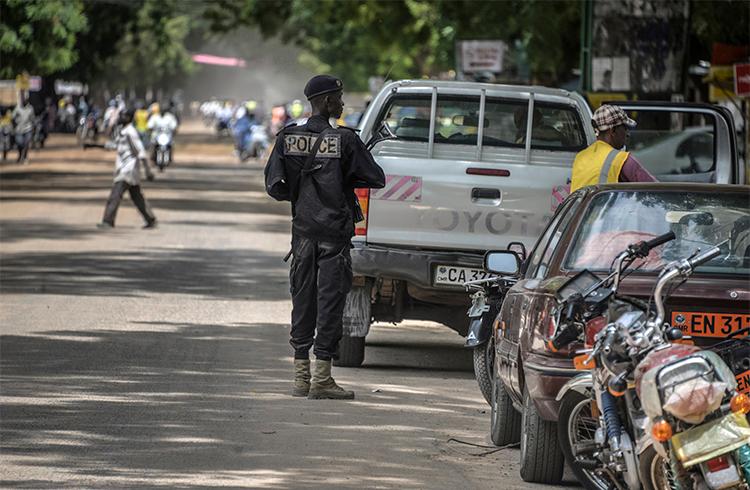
579;0;593;93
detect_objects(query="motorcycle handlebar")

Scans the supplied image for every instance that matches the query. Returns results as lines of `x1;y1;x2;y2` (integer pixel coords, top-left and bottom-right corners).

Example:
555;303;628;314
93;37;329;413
688;246;721;270
549;323;579;352
644;231;676;252
629;231;675;259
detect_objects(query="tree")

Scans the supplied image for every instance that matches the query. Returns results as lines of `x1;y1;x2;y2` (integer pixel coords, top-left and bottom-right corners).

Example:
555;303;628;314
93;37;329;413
203;0;581;90
0;0;88;78
98;0;196;94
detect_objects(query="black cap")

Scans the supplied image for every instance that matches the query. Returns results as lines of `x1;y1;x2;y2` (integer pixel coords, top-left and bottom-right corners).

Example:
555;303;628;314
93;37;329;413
304;75;343;100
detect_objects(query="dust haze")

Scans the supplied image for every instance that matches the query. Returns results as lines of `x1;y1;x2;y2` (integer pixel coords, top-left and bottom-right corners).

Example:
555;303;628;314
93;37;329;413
183;28;315;106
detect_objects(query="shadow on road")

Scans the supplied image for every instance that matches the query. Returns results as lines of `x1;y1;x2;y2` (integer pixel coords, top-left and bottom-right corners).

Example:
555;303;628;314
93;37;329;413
0;322;492;489
0;247;289;301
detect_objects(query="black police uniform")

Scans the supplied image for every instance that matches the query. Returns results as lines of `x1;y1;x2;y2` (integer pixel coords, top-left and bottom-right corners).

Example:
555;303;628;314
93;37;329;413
264;77;385;361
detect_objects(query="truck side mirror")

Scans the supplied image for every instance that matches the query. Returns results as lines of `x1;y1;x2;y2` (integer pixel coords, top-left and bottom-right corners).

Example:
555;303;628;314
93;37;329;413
507;241;527;261
365;121;396;150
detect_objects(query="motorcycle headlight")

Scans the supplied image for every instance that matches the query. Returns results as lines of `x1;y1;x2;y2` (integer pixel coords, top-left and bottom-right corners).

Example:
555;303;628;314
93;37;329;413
655;355;730;424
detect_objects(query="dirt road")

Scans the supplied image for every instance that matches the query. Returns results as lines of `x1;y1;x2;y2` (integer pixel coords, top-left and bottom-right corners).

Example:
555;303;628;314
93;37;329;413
0;123;578;489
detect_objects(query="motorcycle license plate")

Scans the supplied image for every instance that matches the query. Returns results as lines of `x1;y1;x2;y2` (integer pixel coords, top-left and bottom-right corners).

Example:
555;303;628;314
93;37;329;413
671;412;750;468
434;265;494;287
671;311;750;338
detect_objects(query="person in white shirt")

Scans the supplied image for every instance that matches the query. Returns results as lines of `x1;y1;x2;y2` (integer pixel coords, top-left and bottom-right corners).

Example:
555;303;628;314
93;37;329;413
12;96;35;163
98;108;157;229
146;103;178;163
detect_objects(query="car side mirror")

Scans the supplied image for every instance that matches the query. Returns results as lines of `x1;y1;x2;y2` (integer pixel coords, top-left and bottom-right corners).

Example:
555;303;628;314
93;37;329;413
365;121;396;150
484;250;521;275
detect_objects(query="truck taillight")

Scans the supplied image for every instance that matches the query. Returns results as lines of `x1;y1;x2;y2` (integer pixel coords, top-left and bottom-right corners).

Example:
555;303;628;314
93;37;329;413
354;188;369;237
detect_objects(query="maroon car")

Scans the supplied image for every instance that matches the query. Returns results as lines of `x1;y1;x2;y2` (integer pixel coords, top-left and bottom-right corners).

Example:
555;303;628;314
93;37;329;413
485;183;750;484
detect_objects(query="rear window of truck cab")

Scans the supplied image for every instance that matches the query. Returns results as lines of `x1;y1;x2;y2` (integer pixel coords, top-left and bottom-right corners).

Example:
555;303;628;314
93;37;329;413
377;95;587;152
564;190;750;276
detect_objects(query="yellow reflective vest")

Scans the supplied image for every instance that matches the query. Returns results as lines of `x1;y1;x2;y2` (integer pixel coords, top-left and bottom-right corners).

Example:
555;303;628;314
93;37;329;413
570;140;629;192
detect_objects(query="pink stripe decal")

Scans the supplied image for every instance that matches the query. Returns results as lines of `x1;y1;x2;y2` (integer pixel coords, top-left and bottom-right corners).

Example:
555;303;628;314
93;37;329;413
370;174;396;199
381;175;412;200
397;180;422;201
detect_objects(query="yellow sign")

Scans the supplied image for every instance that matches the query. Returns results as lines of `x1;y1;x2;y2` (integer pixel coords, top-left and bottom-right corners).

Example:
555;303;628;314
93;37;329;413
706;66;736;102
586;92;631;110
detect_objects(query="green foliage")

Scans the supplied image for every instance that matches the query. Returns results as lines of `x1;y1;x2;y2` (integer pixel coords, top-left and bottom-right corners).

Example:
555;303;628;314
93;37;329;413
100;0;196;92
203;0;581;90
0;0;88;78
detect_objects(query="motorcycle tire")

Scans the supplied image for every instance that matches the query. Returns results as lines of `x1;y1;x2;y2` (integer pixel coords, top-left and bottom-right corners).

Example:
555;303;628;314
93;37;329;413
558;390;613;490
638;444;677;490
489;368;520;445
472;338;494;404
520;387;565;484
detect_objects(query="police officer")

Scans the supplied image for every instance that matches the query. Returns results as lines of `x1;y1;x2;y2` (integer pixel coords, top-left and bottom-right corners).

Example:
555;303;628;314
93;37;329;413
570;104;656;192
264;75;385;399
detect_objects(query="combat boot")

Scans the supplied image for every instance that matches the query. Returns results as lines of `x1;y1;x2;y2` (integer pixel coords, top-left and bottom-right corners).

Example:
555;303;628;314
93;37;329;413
292;359;311;397
308;359;355;400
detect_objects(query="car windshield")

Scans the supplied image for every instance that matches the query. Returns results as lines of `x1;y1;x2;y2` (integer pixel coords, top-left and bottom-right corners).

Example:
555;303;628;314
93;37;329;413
565;190;750;275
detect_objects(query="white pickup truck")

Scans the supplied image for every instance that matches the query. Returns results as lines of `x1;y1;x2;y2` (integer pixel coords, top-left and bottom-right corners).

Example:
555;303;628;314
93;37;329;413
338;80;742;367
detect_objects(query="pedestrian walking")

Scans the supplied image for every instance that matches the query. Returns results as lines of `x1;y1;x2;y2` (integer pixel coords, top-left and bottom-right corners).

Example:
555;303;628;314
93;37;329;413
264;75;385;399
12;96;34;163
98;108;157;229
570;104;656;192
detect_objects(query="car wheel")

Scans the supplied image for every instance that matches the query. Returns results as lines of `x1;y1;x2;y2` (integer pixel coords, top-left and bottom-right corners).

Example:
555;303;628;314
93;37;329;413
473;338;494;404
335;336;365;367
520;388;564;484
489;366;521;445
558;390;611;489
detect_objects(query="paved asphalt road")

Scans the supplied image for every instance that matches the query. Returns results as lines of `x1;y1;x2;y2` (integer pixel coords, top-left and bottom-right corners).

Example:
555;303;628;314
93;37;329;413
0;123;579;489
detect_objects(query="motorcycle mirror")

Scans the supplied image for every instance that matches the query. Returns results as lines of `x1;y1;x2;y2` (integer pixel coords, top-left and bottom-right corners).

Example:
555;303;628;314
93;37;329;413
665;327;683;341
608;372;628;397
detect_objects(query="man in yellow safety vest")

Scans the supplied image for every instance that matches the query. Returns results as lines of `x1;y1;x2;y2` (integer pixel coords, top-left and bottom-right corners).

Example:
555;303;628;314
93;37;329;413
570;104;656;192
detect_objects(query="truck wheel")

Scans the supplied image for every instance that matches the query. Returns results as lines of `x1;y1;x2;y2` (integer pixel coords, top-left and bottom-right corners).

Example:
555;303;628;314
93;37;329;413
473;338;494;404
335;284;371;367
335;336;365;367
489;368;521;445
520;388;564;484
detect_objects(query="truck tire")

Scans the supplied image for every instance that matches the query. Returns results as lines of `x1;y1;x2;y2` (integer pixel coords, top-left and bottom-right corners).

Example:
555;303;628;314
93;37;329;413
520;388;564;484
490;369;521;445
473;338;494;404
334;285;371;367
335;336;365;367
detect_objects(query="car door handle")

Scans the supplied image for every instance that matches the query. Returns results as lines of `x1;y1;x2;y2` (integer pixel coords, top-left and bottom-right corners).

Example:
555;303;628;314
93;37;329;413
471;188;501;200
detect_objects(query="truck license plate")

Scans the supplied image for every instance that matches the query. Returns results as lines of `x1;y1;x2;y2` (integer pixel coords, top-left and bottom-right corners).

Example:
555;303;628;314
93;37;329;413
434;265;493;287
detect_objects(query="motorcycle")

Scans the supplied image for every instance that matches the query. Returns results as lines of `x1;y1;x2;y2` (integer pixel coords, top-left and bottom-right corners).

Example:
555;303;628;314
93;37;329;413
552;234;750;490
463;243;525;404
77;113;98;147
152;129;173;172
634;247;750;490
240;124;270;161
550;232;677;489
31;117;46;149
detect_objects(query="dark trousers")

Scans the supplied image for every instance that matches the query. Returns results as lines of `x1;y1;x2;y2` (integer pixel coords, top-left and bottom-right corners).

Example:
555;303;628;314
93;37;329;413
102;180;156;226
289;235;353;361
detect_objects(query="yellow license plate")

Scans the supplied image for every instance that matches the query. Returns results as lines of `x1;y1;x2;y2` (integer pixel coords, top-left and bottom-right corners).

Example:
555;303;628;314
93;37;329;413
672;312;750;338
